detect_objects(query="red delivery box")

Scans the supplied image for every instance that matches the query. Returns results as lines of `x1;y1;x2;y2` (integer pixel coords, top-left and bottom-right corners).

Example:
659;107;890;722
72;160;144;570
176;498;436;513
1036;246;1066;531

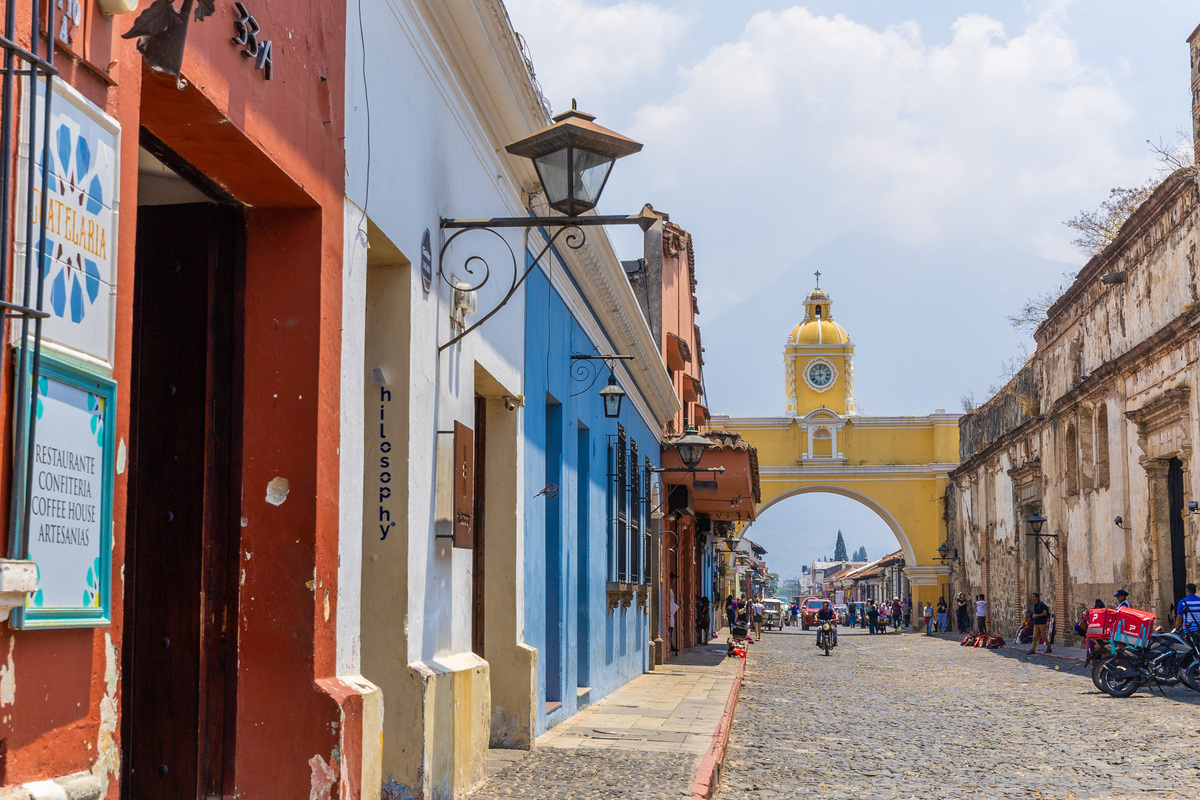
1085;607;1118;639
1111;607;1155;648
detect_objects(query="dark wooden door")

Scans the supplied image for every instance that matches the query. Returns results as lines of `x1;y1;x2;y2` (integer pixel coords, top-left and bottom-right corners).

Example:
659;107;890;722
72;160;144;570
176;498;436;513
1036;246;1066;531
1169;458;1187;606
472;395;486;657
123;203;241;800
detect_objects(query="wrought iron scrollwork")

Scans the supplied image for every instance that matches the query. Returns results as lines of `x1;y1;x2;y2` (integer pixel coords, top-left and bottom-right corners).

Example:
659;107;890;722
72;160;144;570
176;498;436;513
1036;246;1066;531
438;223;586;352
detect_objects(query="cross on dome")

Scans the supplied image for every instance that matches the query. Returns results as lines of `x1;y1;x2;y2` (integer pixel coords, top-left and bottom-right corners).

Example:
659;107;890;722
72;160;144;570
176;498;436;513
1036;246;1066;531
814;270;821;288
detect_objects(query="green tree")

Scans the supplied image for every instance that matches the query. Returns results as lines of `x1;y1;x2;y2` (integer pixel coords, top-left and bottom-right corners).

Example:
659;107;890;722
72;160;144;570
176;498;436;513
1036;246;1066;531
833;531;847;562
853;546;867;561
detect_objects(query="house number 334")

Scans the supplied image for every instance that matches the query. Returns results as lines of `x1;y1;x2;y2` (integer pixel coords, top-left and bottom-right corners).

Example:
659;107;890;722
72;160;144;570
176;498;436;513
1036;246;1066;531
231;2;273;81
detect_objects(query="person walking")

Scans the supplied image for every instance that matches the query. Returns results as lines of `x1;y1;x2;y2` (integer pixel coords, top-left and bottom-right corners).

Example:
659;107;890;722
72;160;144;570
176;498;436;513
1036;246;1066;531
936;596;948;633
975;594;988;634
725;595;736;630
892;598;903;632
1028;592;1052;654
923;601;934;635
867;600;880;634
752;598;765;639
903;598;912;630
697;597;711;644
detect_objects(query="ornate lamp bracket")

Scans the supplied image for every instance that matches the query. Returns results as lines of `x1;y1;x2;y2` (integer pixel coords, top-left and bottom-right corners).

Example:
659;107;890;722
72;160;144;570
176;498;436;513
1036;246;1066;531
436;208;657;353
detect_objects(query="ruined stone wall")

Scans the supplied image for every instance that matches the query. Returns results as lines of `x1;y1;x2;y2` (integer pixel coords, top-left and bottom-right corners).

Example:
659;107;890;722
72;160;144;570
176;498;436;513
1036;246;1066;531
950;171;1200;640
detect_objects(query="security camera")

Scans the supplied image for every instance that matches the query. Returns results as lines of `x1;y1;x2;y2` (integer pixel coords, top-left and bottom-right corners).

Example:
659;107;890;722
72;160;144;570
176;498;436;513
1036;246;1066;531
502;395;524;412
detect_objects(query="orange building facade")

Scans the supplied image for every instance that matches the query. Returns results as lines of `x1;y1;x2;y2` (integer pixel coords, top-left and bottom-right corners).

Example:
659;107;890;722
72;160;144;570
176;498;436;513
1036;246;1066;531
0;3;372;799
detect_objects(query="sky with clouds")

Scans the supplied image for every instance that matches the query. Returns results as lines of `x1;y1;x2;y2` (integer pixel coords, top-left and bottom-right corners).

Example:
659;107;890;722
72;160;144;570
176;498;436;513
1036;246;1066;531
506;0;1197;579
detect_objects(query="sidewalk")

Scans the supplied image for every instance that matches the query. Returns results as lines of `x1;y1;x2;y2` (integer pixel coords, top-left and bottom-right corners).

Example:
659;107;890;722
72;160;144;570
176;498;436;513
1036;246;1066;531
473;634;745;799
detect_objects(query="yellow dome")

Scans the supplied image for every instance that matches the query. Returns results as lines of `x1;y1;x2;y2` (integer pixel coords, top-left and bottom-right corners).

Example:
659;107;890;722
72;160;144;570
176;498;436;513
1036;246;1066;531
789;319;849;345
788;280;850;345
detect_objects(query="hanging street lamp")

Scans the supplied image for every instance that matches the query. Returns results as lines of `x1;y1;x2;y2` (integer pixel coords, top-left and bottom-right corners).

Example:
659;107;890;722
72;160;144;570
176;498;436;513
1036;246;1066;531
673;426;714;470
504;102;643;217
598;373;626;419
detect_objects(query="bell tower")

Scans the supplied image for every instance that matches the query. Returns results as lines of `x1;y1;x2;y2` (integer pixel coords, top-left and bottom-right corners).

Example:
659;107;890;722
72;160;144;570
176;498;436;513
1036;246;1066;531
784;273;855;417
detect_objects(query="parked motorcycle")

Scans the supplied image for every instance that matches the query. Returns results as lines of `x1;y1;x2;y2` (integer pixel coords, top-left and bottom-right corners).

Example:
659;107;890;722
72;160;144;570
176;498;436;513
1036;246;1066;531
1097;629;1196;697
816;621;837;656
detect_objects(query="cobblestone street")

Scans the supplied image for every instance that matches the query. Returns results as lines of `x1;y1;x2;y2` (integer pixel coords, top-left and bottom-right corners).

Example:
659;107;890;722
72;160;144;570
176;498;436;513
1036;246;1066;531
715;626;1200;799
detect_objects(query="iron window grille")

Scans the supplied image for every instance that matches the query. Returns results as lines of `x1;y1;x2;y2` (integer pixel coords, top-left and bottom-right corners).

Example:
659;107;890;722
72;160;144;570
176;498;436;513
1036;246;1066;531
629;439;640;583
1;1;57;560
643;458;652;585
615;424;627;582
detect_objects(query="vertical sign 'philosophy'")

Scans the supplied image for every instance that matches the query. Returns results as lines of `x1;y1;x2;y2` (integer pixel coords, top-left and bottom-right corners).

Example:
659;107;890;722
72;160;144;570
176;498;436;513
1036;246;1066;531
13;352;115;628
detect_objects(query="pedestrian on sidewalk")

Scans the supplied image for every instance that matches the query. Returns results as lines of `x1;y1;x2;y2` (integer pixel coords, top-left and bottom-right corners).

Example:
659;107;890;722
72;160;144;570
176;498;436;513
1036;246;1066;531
725;594;736;630
936;596;948;633
923;601;933;635
975;594;988;634
697;597;711;643
903;598;912;629
956;592;970;633
867;600;880;634
1028;592;1052;654
892;598;902;632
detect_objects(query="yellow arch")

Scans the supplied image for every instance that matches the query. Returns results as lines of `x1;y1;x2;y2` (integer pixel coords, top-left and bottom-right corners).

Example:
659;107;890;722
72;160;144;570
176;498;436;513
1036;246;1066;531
710;413;960;606
752;484;916;566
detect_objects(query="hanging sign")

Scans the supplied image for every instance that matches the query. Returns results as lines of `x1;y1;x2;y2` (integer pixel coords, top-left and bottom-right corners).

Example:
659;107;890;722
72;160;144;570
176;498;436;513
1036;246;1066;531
12;351;116;629
14;77;121;370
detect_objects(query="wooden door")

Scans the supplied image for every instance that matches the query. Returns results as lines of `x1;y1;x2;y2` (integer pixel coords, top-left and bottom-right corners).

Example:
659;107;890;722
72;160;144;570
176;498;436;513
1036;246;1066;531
123;203;242;799
472;395;486;657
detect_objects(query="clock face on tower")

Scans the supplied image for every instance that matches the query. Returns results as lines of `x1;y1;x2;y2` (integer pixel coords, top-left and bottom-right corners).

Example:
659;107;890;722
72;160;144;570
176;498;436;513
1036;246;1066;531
807;361;833;388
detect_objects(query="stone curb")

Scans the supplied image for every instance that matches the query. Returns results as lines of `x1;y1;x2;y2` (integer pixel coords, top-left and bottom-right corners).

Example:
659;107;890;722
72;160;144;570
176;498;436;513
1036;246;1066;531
688;652;746;799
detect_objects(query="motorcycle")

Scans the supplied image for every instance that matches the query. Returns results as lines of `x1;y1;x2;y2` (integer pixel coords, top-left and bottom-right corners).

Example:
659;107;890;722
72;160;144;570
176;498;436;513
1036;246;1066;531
1097;629;1196;697
816;621;837;655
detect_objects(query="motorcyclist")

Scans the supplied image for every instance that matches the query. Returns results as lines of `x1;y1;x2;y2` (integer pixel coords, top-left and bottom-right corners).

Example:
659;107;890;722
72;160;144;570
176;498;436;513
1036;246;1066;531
817;601;838;647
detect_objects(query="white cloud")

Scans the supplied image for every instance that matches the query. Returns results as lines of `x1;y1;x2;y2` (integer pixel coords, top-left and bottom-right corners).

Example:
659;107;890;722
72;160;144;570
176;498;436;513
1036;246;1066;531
629;7;1144;258
505;0;696;114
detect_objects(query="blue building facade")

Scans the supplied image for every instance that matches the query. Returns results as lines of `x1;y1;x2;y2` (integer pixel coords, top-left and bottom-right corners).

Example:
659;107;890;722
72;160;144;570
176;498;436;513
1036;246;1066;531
523;262;660;733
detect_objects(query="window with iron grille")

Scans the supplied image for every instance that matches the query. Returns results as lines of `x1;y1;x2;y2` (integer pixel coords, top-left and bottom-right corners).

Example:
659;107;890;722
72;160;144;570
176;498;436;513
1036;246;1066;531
629;439;640;583
615;424;627;582
643;458;653;585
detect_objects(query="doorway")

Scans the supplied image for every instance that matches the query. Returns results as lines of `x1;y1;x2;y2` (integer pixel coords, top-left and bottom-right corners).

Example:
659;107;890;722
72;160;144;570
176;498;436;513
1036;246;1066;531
122;146;242;799
472;395;487;657
1168;457;1187;607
